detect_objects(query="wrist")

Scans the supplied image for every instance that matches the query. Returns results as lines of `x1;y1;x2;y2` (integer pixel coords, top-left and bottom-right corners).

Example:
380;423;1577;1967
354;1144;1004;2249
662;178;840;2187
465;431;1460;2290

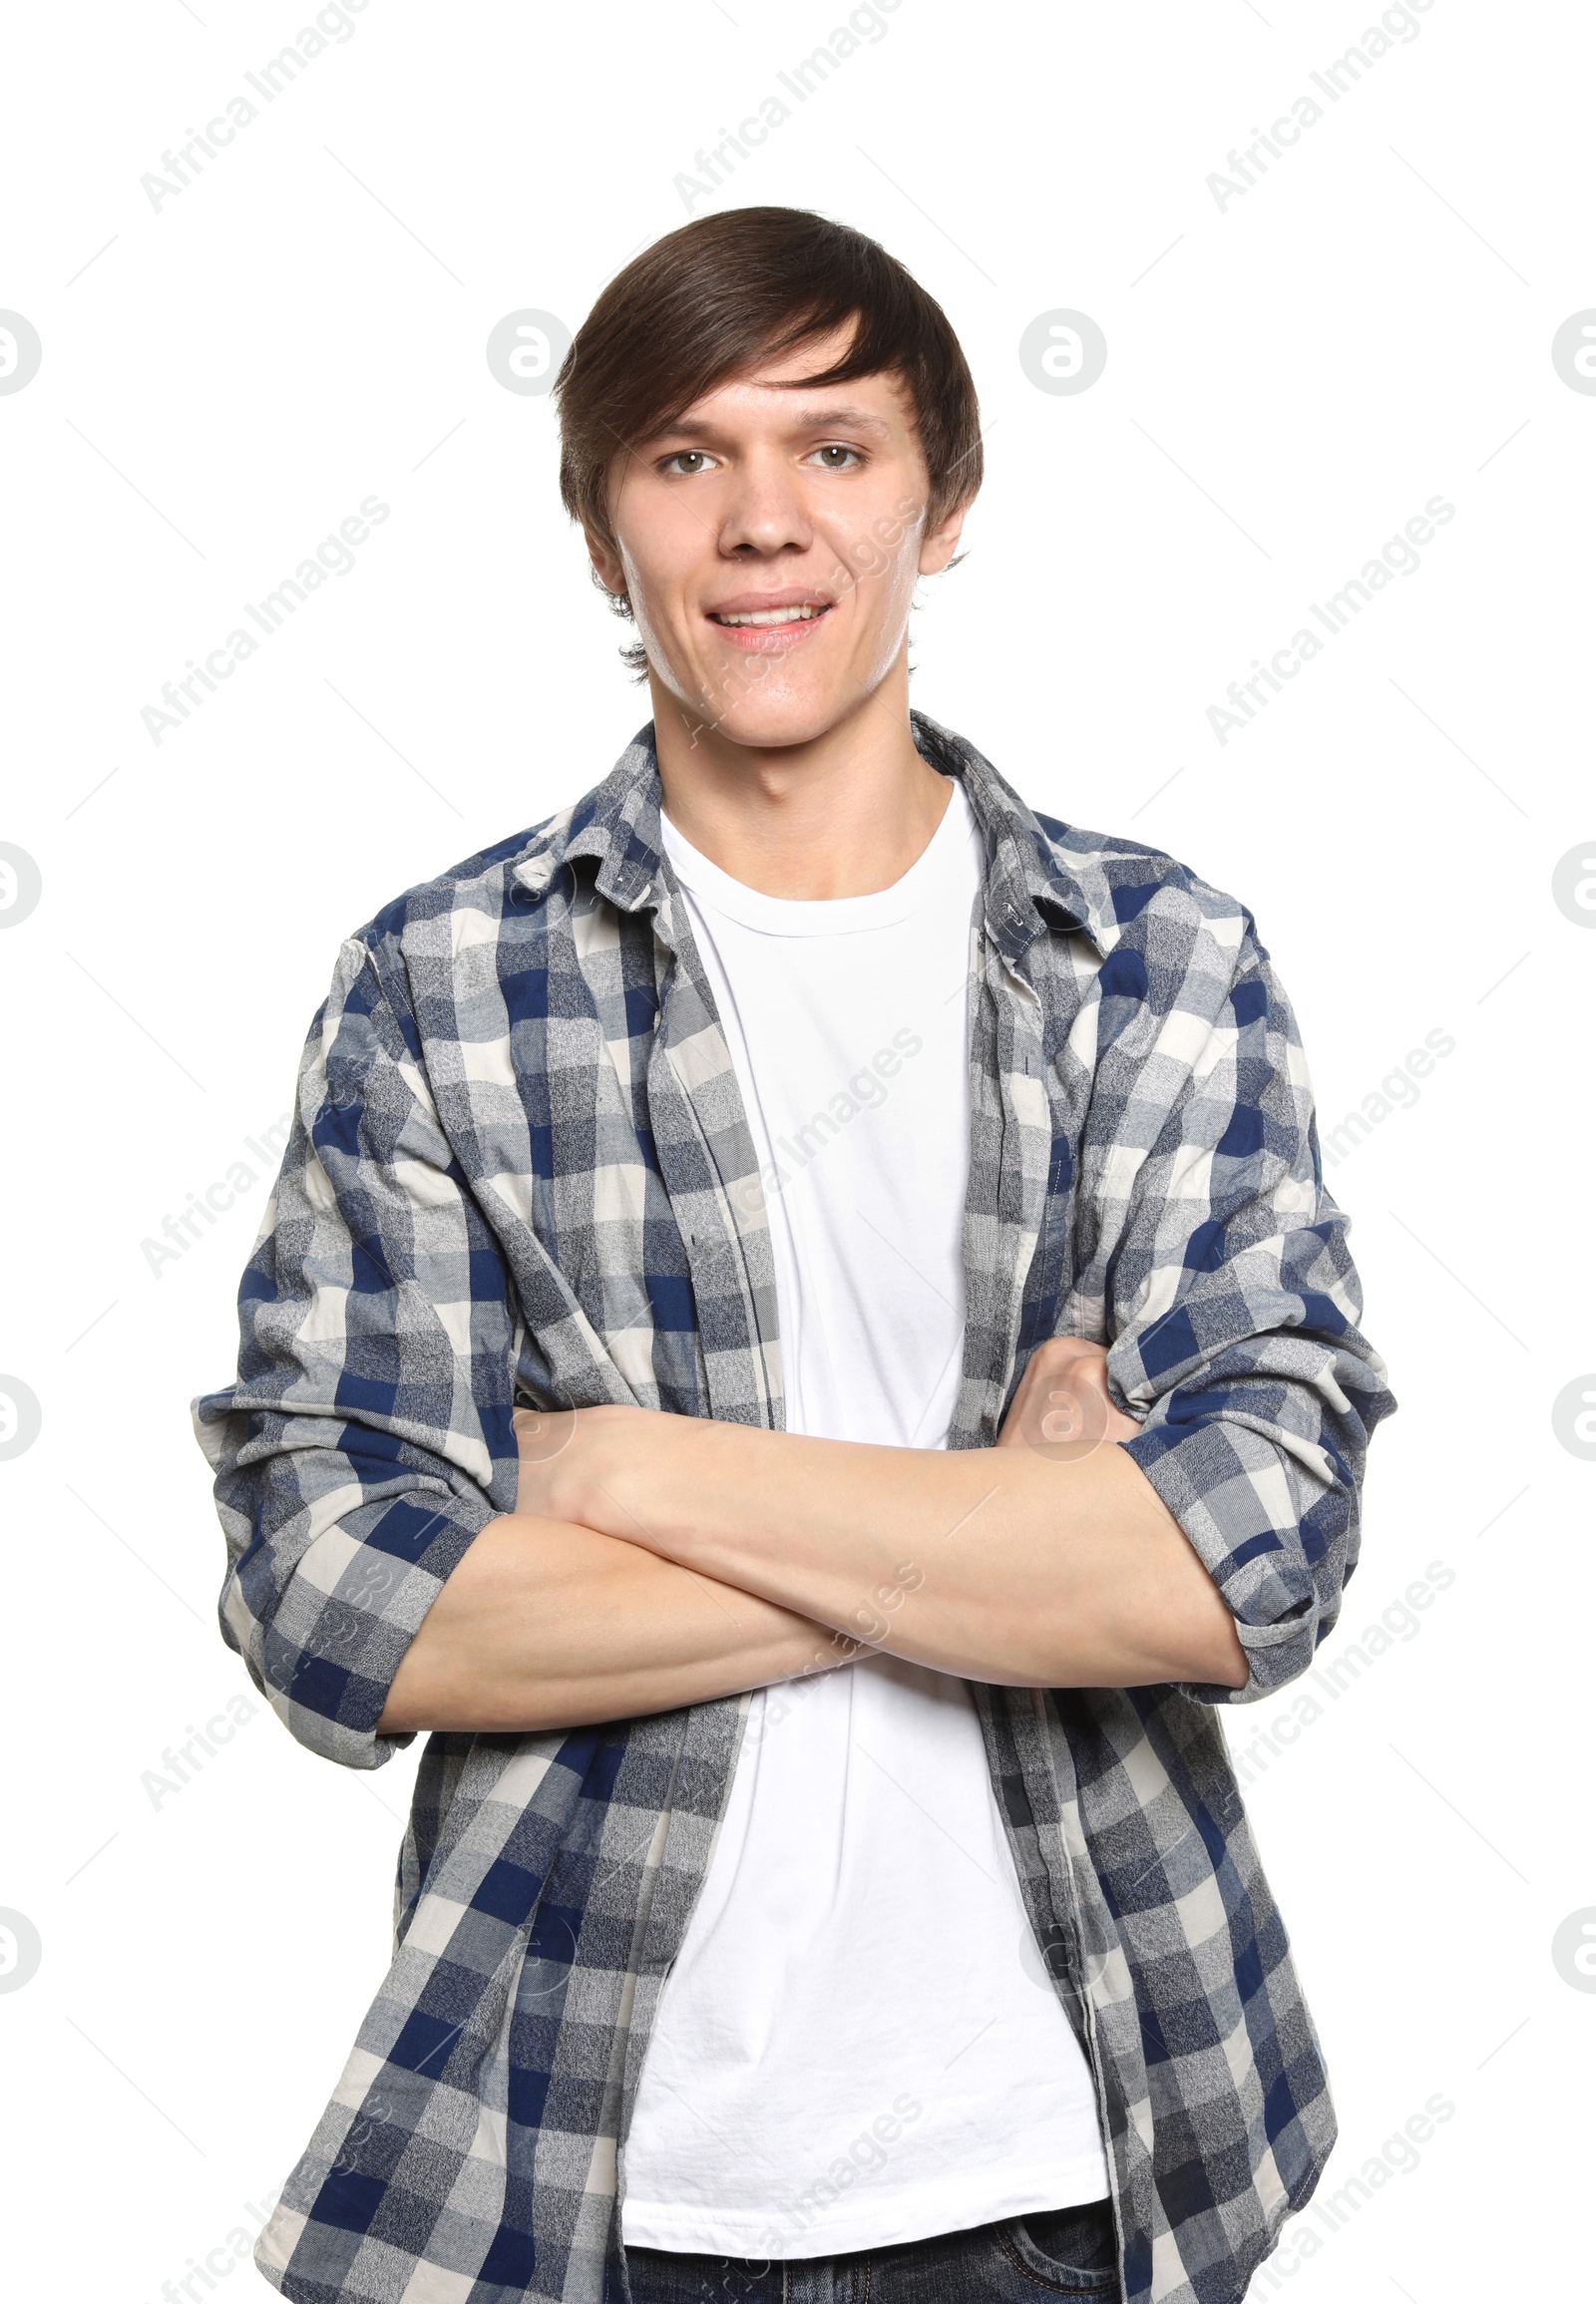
566;1404;699;1556
567;1405;640;1536
780;1617;862;1681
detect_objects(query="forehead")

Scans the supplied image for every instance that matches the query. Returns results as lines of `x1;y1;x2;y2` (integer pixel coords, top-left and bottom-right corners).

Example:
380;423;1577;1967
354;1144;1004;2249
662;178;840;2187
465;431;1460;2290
653;327;914;438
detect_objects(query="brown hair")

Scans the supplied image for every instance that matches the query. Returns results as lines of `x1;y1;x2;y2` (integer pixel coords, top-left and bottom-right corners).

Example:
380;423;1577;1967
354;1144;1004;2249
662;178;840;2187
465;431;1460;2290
553;205;983;671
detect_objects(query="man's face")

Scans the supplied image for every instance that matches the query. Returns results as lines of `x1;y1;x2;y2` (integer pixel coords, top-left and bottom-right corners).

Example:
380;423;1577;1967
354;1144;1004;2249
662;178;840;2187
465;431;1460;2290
589;325;970;750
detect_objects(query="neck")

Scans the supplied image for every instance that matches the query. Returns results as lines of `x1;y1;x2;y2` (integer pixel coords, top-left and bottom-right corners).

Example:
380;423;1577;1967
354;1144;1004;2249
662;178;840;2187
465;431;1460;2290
647;655;952;899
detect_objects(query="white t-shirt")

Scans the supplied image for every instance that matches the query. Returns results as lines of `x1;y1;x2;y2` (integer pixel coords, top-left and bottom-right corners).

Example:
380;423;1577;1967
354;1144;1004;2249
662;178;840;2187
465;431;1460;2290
619;778;1109;2259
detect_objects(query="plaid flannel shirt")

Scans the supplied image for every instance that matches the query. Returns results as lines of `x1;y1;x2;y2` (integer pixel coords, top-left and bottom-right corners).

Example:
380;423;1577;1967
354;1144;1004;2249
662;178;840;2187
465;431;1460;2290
195;710;1396;2304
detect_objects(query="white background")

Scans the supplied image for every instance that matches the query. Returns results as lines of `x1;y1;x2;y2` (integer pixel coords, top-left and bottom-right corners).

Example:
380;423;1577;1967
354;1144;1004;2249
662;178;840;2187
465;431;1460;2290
1;1;1591;2296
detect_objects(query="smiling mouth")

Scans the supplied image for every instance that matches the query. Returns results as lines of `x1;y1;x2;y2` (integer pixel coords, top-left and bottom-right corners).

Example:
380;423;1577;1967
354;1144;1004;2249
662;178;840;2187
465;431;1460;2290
707;603;831;627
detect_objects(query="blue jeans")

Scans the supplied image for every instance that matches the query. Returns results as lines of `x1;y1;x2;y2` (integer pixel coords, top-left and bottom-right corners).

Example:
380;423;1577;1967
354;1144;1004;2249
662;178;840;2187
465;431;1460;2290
622;2198;1120;2301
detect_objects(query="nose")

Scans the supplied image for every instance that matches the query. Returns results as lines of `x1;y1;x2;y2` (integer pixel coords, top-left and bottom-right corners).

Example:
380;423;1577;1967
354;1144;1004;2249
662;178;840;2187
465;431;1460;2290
715;448;815;559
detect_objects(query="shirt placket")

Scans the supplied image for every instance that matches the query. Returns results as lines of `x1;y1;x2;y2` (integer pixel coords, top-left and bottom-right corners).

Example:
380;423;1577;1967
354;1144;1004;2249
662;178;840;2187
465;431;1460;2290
604;877;791;2234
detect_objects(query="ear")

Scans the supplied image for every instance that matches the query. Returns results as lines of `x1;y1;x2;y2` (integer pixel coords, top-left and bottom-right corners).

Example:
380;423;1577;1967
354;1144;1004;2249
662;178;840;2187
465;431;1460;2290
918;490;975;578
584;528;625;597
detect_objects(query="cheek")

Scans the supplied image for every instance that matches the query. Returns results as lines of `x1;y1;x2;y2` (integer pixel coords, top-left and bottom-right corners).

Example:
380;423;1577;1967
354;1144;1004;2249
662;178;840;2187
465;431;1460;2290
611;488;702;610
611;543;705;705
615;540;689;662
835;529;922;658
616;541;653;614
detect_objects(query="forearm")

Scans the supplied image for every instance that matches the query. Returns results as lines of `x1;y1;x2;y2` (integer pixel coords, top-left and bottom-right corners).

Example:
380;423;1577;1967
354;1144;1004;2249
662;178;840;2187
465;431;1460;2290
376;1511;855;1735
572;1420;1248;1691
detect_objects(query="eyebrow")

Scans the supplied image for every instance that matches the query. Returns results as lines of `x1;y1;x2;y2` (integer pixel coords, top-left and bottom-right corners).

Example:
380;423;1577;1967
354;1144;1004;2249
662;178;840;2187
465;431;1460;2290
648;404;895;443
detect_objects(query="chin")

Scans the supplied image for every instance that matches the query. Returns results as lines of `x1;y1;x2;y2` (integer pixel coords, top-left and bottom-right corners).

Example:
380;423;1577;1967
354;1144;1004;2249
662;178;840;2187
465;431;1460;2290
655;655;859;751
706;696;854;750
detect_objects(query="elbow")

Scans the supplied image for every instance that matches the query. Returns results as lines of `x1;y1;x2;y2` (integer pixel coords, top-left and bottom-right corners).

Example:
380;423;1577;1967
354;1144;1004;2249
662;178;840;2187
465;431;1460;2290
1174;1582;1250;1691
374;1690;415;1735
1153;1500;1253;1691
1198;1613;1250;1691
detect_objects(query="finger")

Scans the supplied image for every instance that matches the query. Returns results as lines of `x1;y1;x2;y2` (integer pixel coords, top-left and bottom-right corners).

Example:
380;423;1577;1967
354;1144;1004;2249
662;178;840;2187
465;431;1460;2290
1059;1350;1141;1441
1033;1336;1104;1373
513;1390;578;1461
1028;1355;1107;1455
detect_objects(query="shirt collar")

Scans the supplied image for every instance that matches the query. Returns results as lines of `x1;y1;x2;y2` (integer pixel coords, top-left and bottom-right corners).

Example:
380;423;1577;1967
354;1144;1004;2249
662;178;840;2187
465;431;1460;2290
507;722;660;913
509;713;1118;960
908;710;1120;962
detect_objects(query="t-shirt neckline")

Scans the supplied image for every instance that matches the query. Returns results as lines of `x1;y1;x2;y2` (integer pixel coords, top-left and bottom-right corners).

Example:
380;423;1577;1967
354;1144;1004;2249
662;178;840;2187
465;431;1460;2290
659;775;979;940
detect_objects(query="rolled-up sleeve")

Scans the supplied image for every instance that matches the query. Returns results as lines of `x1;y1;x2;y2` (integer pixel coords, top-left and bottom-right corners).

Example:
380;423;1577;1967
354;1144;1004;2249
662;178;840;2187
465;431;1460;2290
1079;907;1396;1705
193;936;521;1768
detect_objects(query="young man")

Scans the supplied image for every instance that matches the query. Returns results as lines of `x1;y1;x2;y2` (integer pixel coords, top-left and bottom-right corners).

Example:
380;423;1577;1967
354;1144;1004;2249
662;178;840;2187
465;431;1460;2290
197;207;1395;2304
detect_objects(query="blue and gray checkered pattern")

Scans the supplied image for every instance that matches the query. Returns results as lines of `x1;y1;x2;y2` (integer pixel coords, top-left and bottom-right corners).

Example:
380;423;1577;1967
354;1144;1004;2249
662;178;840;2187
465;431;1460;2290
195;711;1396;2304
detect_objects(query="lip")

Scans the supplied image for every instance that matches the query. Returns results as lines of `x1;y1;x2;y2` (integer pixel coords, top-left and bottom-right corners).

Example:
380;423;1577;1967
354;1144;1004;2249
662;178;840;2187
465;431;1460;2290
702;587;837;652
705;587;836;615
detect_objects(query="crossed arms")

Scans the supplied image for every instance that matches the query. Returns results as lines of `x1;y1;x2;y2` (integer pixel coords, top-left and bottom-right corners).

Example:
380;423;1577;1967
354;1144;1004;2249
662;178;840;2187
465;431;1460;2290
376;1339;1249;1736
200;915;1396;1772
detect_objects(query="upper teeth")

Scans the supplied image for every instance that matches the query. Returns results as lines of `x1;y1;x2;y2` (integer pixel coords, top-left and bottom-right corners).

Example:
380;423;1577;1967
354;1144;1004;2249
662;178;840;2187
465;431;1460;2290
713;604;824;625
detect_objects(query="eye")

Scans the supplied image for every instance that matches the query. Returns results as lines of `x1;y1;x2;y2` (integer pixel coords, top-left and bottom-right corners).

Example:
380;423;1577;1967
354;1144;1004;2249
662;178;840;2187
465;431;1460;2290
658;449;719;476
806;443;865;470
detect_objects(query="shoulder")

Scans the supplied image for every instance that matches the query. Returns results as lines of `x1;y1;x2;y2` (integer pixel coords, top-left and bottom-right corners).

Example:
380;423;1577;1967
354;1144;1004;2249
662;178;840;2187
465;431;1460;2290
334;725;659;973
1031;808;1263;976
301;793;600;1066
1025;814;1305;1092
917;712;1264;980
351;805;581;956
